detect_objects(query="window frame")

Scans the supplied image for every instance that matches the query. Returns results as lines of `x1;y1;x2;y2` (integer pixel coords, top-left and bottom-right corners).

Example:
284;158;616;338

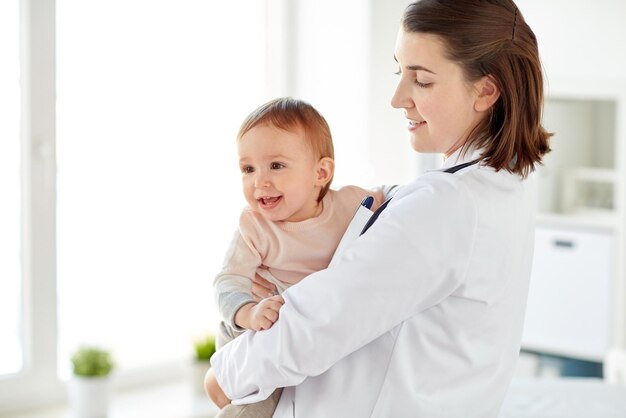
0;0;61;412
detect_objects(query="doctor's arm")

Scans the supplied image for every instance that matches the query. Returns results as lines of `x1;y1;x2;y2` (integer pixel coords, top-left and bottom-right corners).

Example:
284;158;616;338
211;184;477;404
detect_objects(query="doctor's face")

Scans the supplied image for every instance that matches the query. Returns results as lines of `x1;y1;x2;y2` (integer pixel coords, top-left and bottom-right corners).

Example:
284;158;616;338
391;29;485;157
237;124;326;223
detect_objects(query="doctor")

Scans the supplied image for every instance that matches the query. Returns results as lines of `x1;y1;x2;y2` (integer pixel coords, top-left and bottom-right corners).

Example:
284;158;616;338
208;0;551;416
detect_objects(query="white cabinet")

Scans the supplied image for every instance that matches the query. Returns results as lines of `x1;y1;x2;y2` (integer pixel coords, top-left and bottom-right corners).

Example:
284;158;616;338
521;81;626;380
523;226;613;361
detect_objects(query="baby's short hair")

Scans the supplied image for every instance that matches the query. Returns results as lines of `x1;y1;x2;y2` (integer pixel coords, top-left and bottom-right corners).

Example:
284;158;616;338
237;97;335;201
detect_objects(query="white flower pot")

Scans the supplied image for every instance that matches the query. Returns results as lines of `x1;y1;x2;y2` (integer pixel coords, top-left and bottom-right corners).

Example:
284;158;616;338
68;376;111;418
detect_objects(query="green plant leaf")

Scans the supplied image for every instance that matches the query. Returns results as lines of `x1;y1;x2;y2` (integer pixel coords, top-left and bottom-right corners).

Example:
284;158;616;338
193;335;216;361
71;346;114;377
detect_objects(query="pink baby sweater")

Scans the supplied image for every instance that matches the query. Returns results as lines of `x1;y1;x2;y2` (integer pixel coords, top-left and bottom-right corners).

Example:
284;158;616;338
214;185;384;330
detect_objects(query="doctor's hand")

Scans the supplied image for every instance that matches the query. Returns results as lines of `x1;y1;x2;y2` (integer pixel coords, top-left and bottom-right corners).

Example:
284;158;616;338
234;295;285;331
251;273;278;301
204;367;230;409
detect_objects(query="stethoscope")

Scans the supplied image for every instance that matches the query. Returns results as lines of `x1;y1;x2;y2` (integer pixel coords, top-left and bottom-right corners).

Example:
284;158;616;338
359;159;479;235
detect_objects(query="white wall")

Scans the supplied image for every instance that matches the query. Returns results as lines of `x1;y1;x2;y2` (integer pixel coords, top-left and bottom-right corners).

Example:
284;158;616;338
288;0;412;188
521;1;626;85
366;0;417;186
289;0;372;187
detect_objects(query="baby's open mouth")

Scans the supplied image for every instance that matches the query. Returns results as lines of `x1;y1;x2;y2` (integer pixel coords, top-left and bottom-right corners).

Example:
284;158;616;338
258;196;282;208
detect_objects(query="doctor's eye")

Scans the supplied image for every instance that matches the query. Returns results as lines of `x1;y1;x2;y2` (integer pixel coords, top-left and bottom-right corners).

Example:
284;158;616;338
270;162;285;170
241;165;254;174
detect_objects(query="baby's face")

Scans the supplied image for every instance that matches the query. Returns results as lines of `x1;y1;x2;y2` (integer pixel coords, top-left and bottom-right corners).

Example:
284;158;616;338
237;124;323;222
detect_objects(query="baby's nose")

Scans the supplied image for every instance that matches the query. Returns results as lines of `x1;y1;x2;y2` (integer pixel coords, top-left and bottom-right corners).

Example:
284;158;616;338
254;172;271;188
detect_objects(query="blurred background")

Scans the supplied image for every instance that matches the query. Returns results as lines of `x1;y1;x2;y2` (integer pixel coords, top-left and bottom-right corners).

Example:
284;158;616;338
2;0;626;416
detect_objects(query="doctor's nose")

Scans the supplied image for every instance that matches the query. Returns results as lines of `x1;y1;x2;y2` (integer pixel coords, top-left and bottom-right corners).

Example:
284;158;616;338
391;79;413;110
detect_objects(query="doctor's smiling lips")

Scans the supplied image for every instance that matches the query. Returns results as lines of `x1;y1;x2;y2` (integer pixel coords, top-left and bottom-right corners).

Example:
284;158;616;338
406;115;427;132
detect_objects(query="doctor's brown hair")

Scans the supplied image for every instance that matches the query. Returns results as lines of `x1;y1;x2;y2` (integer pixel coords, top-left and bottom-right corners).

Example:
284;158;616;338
402;0;551;178
237;97;335;201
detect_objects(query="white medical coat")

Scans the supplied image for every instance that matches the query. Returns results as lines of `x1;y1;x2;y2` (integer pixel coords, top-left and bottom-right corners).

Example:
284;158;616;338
211;149;536;417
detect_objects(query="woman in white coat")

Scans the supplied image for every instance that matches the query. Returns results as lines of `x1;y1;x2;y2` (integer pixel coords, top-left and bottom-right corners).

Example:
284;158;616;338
207;0;552;416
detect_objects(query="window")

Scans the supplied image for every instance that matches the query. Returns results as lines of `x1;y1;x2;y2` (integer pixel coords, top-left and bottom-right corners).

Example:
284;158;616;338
56;0;273;378
0;0;22;377
1;1;277;412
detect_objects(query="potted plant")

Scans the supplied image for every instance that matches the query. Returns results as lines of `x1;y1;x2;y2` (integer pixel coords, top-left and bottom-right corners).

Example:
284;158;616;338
68;345;114;418
191;334;216;396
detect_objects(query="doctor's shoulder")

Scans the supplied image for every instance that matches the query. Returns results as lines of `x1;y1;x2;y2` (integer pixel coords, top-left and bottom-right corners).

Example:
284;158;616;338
395;171;479;214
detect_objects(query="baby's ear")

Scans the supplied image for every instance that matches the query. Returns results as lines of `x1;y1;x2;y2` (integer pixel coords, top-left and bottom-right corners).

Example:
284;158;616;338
315;157;335;185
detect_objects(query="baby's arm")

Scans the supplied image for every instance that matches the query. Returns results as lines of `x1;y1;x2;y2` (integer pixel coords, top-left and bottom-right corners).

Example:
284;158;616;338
215;225;286;334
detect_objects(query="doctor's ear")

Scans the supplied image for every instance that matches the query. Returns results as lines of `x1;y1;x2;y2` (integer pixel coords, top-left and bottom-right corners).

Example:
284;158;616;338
473;75;500;112
315;157;335;186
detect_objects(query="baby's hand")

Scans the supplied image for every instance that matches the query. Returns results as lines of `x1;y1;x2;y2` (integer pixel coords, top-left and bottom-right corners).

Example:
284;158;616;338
251;273;279;301
235;295;285;331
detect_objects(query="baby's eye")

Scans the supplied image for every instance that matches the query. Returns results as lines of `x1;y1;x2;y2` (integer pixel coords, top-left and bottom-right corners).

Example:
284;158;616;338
241;165;254;174
270;162;285;170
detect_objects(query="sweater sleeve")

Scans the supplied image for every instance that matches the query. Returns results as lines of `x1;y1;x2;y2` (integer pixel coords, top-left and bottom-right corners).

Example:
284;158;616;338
213;213;265;331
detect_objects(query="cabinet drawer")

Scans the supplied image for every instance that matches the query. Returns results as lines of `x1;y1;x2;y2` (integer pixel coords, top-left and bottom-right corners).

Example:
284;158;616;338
522;226;614;360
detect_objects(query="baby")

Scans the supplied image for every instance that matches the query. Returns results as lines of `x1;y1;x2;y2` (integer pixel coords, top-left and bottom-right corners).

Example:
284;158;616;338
209;97;386;418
